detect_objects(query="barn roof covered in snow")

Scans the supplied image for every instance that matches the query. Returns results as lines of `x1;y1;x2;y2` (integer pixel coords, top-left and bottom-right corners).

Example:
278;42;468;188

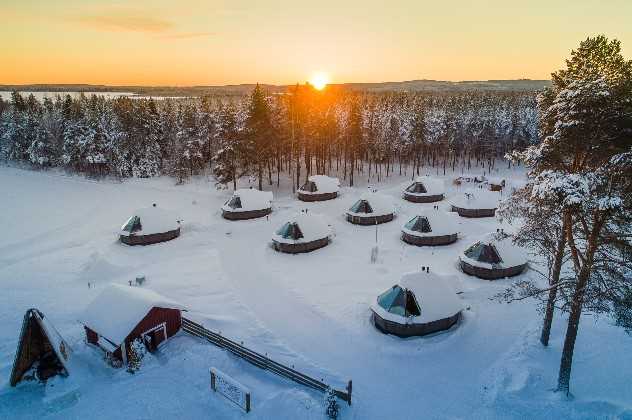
82;284;185;345
222;189;273;212
347;192;394;217
300;175;340;194
272;212;331;244
460;232;528;269
371;271;462;324
449;188;500;210
120;205;180;236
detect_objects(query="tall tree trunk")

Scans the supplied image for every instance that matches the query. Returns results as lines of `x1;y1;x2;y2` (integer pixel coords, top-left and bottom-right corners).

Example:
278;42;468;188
541;229;566;346
557;217;600;395
557;268;588;395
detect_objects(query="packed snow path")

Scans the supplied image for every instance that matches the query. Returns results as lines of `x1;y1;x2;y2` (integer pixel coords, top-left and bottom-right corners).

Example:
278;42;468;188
1;166;631;420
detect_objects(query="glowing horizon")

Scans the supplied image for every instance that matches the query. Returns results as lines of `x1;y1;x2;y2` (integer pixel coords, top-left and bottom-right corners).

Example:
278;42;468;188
1;0;631;86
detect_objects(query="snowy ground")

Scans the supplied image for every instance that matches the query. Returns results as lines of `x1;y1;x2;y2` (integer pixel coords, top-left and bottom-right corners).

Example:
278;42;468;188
0;165;630;420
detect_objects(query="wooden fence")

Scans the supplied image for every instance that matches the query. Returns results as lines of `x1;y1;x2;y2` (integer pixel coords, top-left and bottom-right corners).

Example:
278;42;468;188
182;317;352;405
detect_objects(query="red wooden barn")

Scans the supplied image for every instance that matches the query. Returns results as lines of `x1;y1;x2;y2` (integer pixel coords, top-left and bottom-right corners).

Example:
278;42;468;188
82;284;185;364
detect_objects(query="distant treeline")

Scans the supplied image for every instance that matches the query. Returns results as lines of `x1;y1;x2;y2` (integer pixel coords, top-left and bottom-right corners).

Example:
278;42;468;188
0;86;537;188
0;79;550;98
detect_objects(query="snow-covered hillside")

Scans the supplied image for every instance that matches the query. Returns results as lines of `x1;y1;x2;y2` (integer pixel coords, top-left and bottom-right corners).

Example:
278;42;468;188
0;166;630;420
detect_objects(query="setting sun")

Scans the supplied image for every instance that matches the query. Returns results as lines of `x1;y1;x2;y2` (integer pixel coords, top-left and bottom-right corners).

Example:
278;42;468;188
309;72;329;90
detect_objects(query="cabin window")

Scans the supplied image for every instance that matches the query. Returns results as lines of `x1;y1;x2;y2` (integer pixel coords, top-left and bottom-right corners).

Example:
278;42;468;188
465;243;502;264
405;291;421;316
122;216;142;233
350;200;373;214
226;196;242;209
405;216;431;233
300;181;317;193
406;182;427;194
275;222;304;240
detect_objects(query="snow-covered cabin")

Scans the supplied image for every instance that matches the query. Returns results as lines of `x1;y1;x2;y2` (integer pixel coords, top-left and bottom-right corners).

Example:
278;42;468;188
402;176;445;203
454;173;487;185
449;188;500;218
298;175;340;202
346;192;395;225
272;212;331;253
222;189;273;220
371;271;462;337
82;285;185;363
10;309;71;386
119;204;181;246
459;232;528;280
484;177;506;191
401;211;459;246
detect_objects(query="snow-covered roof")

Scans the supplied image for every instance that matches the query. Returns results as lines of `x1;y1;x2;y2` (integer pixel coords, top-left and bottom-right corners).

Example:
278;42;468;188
449;188;500;210
347;192;394;217
401;211;459;237
460;232;528;269
82;284;185;345
485;177;505;185
120;205;180;236
456;173;487;182
222;189;273;212
300;175;340;194
371;271;462;324
272;212;331;244
404;176;445;196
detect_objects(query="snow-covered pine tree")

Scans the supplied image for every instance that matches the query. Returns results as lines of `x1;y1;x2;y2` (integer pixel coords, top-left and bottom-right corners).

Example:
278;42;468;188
126;338;147;373
212;103;241;190
244;84;274;190
511;35;632;395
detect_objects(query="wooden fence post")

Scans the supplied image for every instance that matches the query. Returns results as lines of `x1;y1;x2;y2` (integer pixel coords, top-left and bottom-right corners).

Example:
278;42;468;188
245;392;251;413
346;380;352;406
210;369;216;391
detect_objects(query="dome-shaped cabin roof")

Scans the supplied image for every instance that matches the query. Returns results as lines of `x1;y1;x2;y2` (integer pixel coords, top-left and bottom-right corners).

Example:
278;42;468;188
371;271;462;336
402;177;445;203
402;212;458;237
347;192;394;217
401;212;459;246
449;188;499;210
120;205;180;237
460;232;527;269
459;232;528;280
272;213;330;244
222;189;273;213
299;175;340;194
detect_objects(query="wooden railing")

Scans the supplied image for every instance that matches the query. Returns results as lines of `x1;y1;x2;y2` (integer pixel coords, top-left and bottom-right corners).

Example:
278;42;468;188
181;317;352;405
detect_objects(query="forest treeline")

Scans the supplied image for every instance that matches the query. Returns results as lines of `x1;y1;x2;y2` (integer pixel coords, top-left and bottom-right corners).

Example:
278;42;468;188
0;86;537;189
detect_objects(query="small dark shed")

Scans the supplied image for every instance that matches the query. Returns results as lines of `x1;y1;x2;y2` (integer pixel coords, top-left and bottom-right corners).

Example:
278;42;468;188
82;285;185;364
10;309;71;386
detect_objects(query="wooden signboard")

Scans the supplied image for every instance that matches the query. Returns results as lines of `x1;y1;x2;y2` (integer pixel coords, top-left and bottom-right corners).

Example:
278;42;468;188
210;367;251;413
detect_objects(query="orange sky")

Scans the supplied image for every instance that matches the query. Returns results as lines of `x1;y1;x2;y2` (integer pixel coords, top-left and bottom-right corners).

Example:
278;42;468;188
2;0;631;86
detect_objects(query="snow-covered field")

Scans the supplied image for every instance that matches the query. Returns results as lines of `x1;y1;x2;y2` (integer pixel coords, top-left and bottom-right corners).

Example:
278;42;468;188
0;166;630;419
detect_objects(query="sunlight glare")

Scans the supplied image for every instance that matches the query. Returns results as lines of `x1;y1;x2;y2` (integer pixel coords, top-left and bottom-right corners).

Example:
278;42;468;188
310;72;329;90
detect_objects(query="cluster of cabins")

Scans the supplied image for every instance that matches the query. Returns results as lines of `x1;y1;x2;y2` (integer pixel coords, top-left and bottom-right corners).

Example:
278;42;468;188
113;173;526;339
10;171;527;387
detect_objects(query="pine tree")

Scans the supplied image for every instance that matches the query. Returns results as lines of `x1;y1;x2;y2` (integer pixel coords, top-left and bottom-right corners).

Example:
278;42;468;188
244;84;274;190
511;35;632;395
212;103;241;189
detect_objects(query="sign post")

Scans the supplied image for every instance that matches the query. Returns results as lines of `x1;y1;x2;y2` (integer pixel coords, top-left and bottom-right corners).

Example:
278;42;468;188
210;368;251;413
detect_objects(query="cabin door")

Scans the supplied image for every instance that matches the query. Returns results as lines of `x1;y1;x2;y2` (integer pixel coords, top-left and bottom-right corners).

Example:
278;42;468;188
142;323;167;352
